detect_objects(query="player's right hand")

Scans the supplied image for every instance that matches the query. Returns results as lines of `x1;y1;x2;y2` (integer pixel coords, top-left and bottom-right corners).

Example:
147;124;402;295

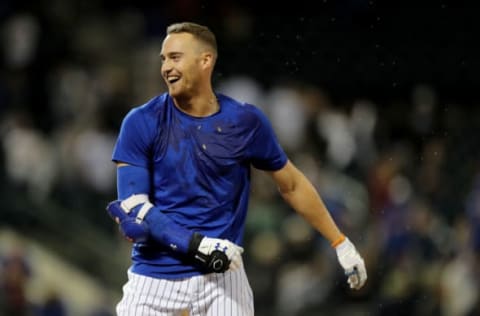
335;237;367;290
106;200;149;243
188;232;244;273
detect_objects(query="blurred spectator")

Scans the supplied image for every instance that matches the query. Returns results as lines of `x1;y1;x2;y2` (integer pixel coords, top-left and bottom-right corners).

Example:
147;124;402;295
266;83;309;153
313;93;356;170
440;249;478;316
1;111;57;202
216;75;265;109
0;247;33;315
275;215;334;316
350;99;378;174
3;13;39;69
64;121;116;195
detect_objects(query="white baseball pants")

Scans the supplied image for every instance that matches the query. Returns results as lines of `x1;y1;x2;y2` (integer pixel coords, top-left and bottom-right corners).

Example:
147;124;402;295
116;267;254;316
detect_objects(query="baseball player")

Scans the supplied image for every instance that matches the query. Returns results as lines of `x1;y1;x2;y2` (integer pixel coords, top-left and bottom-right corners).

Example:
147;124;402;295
106;21;367;316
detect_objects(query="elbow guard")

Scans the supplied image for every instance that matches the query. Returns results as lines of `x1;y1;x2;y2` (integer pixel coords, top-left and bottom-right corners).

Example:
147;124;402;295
114;165;194;253
108;194;193;253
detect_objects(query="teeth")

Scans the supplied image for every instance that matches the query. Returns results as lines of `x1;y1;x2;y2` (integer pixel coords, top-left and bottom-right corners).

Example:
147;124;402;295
168;76;179;83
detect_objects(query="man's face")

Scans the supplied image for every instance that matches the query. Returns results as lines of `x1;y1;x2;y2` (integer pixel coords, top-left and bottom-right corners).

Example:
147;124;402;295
160;33;204;98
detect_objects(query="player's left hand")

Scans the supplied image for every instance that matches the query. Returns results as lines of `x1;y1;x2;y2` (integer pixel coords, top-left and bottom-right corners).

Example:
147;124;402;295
335;237;367;290
106;200;149;243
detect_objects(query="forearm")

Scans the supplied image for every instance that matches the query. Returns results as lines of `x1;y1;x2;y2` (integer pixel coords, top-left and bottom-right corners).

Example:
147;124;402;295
277;166;344;245
270;160;367;289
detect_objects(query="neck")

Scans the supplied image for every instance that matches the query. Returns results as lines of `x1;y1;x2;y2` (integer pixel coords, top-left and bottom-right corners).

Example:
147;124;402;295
173;92;219;117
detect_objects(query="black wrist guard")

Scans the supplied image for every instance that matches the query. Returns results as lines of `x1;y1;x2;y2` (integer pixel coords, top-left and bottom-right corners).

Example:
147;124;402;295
187;232;230;273
187;232;205;255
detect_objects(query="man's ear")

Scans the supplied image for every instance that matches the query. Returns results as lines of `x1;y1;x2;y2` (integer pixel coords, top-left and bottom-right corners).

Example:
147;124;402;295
201;51;214;69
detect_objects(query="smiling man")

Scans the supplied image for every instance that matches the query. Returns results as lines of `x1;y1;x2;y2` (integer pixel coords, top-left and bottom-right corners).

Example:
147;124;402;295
106;21;367;316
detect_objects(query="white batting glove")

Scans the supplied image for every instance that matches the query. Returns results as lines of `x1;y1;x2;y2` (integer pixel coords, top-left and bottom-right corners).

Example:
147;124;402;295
335;237;367;290
198;237;244;271
188;232;244;273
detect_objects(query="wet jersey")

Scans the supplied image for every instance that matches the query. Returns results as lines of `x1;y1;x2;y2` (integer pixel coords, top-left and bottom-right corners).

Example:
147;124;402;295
112;93;287;278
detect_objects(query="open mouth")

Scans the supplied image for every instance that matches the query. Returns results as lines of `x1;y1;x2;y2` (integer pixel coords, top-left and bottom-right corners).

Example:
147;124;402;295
167;76;180;84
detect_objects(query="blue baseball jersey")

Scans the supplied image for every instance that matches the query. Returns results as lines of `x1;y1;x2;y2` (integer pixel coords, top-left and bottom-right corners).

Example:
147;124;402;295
112;93;287;278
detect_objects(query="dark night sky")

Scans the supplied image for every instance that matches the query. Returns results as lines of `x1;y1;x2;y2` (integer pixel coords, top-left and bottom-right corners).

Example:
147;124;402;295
1;1;478;107
214;3;479;106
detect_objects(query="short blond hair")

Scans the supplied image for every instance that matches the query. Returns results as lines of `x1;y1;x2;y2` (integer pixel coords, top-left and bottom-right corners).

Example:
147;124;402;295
166;22;217;56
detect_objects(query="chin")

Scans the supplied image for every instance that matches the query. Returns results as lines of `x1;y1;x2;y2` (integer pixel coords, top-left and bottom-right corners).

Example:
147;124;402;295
168;87;181;97
168;86;190;99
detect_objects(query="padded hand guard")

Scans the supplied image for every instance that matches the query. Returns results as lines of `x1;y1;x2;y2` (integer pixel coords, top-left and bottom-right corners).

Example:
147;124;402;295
106;200;149;243
188;232;244;273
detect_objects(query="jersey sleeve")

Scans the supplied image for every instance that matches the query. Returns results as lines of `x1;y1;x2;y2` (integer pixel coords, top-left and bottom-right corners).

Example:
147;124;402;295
112;107;155;168
247;105;288;171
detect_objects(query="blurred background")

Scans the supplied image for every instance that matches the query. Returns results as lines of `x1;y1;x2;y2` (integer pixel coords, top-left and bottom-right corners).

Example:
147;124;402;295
1;1;480;315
